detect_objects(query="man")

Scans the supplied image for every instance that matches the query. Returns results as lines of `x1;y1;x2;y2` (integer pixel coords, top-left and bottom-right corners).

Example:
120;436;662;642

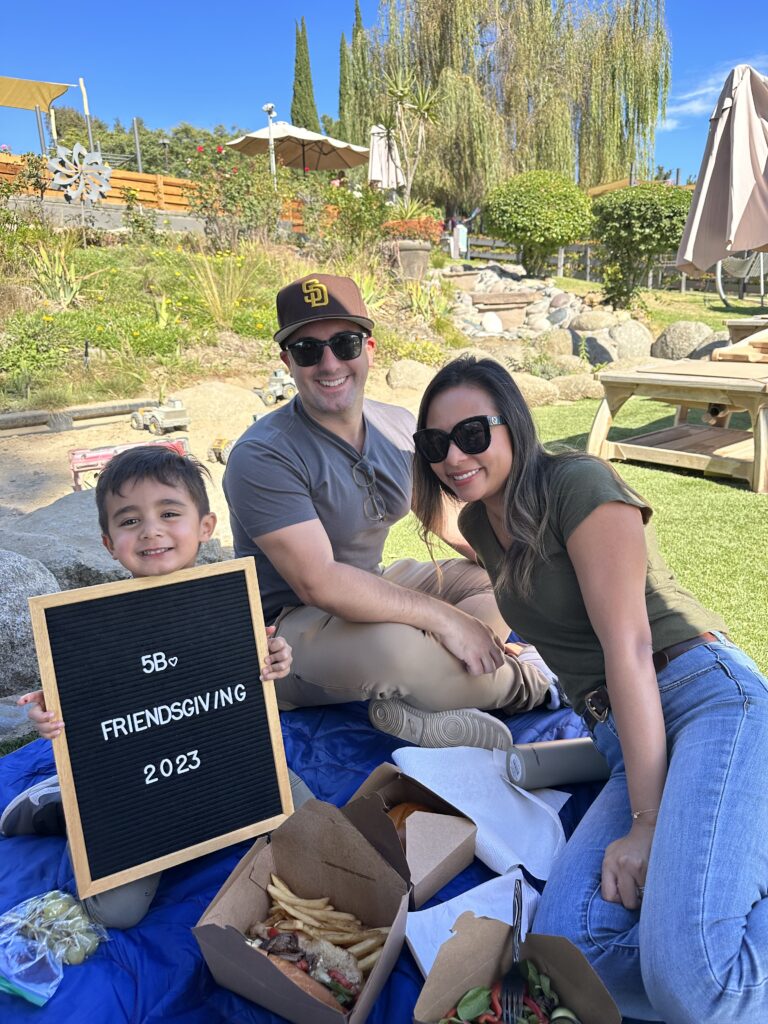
223;274;553;750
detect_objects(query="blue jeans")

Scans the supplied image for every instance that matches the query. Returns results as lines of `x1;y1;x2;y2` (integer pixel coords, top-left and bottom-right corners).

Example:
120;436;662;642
533;634;768;1023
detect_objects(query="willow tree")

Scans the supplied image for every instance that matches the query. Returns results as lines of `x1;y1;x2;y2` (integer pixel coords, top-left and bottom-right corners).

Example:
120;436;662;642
574;0;671;185
417;70;509;212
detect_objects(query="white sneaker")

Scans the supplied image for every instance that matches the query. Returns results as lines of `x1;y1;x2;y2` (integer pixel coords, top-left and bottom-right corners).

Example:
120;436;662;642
368;698;513;751
0;775;66;837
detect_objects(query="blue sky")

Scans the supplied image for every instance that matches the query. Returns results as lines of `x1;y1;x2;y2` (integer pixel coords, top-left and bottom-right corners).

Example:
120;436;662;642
1;1;767;183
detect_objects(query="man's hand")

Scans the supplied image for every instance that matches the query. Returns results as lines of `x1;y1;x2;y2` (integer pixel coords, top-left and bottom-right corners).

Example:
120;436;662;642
261;626;293;681
601;822;655;911
432;606;506;676
17;690;64;740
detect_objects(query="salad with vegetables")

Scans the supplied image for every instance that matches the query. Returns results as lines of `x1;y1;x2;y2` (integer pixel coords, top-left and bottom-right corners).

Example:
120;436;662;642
439;961;582;1024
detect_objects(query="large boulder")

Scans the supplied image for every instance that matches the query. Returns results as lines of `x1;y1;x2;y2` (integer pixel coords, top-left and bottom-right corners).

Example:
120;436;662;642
651;320;714;360
551;374;605;401
386;358;435;391
0;491;224;590
536;329;575;357
609;319;654;360
0;549;60;696
570;310;618;332
509;372;559;407
481;311;504;335
689;329;731;360
574;327;618;366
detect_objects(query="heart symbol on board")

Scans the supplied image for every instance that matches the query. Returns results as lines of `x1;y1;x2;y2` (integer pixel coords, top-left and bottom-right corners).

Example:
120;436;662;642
169;657;178;667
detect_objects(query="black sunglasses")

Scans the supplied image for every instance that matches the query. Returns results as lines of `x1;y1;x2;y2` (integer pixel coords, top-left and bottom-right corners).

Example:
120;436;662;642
413;415;507;463
283;330;366;367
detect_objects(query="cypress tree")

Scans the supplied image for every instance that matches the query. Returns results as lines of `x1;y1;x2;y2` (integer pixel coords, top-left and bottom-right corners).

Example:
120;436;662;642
338;32;351;139
291;17;320;132
346;0;375;145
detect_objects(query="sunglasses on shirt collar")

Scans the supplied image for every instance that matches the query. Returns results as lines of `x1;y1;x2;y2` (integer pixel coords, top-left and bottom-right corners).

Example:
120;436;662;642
413;414;507;463
281;330;367;367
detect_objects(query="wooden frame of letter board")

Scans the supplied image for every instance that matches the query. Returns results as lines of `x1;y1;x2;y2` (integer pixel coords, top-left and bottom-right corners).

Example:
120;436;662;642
28;558;292;899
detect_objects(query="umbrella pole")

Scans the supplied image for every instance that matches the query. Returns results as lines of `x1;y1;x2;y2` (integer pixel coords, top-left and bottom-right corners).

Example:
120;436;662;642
302;142;307;176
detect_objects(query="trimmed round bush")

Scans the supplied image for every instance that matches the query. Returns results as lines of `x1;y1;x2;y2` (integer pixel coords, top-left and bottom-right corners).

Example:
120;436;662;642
593;183;693;308
484;171;592;277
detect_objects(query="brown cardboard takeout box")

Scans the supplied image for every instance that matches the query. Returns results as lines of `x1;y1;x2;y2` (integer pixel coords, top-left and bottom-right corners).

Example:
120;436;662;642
413;911;621;1024
343;764;477;909
194;800;409;1024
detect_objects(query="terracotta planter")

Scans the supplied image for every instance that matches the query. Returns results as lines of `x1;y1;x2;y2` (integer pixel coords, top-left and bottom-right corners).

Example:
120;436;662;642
395;239;431;281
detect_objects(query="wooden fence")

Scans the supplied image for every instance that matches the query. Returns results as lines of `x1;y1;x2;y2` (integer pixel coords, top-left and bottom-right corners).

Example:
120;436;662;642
0;153;192;212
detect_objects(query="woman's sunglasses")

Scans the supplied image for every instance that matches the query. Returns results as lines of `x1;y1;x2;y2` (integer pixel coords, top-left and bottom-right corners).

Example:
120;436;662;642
413;415;507;463
283;330;366;367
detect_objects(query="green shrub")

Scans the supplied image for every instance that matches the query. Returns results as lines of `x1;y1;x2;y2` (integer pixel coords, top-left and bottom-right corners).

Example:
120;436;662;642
484;171;592;277
324;187;388;251
593;183;693;308
374;326;445;366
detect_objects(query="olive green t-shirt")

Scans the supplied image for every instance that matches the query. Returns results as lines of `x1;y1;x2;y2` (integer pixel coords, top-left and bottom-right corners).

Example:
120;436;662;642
458;457;726;714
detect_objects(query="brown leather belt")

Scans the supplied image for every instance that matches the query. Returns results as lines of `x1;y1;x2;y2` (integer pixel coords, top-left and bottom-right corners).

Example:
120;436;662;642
583;632;721;728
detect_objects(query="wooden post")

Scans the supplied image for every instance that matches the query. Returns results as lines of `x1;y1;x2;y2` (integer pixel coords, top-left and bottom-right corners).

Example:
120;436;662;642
156;174;165;210
585;244;591;282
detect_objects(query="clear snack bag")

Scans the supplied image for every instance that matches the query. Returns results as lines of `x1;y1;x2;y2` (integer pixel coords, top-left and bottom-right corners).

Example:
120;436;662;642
0;890;108;1006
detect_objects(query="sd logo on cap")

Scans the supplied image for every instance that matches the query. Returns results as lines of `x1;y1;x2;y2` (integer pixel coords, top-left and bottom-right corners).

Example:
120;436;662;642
275;273;374;346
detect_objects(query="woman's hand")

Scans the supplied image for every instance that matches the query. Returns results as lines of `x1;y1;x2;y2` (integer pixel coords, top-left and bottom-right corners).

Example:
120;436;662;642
17;690;64;740
601;822;655;910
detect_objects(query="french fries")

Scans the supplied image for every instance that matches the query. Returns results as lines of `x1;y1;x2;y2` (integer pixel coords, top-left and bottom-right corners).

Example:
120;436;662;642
266;874;390;974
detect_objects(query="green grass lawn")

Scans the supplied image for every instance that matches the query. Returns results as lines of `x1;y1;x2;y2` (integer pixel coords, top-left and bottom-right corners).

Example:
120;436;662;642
385;398;767;674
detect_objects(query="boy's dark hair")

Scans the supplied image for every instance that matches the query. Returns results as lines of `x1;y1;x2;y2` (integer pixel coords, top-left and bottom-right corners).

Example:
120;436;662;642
96;445;211;535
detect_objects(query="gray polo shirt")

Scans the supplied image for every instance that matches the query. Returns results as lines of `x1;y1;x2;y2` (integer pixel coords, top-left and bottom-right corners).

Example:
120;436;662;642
223;396;416;624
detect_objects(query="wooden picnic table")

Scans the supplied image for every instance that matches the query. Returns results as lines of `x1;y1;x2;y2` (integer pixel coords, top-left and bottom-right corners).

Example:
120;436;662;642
586;360;768;493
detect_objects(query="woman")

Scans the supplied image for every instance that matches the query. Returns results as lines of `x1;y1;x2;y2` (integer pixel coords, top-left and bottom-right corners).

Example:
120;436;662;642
412;356;768;1024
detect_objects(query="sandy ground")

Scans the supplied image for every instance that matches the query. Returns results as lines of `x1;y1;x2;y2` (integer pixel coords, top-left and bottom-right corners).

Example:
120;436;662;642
0;369;425;550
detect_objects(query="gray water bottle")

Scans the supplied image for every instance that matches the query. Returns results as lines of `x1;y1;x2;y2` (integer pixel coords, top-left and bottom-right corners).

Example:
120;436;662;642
506;738;610;790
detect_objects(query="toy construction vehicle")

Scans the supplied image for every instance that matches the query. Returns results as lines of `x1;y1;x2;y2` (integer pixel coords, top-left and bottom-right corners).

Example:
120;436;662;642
130;399;190;434
206;438;235;465
254;368;297;407
69;438;189;491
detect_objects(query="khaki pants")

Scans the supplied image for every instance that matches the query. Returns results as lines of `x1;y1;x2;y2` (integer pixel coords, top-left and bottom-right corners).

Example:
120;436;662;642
273;558;551;713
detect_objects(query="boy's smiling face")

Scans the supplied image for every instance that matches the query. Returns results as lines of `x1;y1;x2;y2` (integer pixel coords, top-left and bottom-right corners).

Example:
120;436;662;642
101;477;216;578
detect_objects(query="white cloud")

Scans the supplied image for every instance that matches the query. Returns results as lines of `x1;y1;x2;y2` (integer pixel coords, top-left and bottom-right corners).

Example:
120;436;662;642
657;117;681;132
666;56;768;124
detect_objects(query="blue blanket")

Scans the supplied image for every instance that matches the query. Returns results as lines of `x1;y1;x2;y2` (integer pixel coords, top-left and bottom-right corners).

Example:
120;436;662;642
0;702;596;1023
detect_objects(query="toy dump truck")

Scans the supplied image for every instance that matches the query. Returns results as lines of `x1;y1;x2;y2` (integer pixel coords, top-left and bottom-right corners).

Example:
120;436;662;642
130;399;190;434
206;438;235;465
254;368;297;406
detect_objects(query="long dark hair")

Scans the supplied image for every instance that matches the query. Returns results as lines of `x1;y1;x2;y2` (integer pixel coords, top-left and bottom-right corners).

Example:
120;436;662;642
413;356;591;598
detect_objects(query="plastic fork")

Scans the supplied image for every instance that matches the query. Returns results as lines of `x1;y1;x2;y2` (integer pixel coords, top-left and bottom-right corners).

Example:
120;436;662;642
500;878;525;1023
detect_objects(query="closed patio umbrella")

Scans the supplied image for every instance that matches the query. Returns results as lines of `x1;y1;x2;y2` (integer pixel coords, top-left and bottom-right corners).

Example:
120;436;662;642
677;64;768;273
227;121;368;172
368;124;404;190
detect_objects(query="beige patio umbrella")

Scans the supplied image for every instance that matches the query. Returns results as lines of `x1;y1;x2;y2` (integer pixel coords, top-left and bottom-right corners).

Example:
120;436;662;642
368;124;404;190
677;64;768;273
227;121;369;172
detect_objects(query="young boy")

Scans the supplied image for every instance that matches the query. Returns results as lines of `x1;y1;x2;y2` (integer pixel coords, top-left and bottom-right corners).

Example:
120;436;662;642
1;445;312;927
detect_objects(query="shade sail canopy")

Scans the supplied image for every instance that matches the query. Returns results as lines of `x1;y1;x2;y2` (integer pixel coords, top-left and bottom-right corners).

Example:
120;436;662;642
677;65;768;273
0;75;72;111
227;121;369;171
368;124;404;190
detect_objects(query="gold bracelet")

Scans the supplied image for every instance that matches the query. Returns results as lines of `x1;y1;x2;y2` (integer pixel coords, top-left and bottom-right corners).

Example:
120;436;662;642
631;807;658;821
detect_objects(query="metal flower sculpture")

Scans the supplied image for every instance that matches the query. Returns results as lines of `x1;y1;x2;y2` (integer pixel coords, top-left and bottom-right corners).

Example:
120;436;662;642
48;143;112;203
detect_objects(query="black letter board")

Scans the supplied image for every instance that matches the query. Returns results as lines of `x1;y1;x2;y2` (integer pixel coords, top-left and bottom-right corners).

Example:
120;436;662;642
28;558;292;898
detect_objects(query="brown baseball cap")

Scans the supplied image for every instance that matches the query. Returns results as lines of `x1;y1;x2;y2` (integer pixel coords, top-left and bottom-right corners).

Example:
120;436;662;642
274;273;374;346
